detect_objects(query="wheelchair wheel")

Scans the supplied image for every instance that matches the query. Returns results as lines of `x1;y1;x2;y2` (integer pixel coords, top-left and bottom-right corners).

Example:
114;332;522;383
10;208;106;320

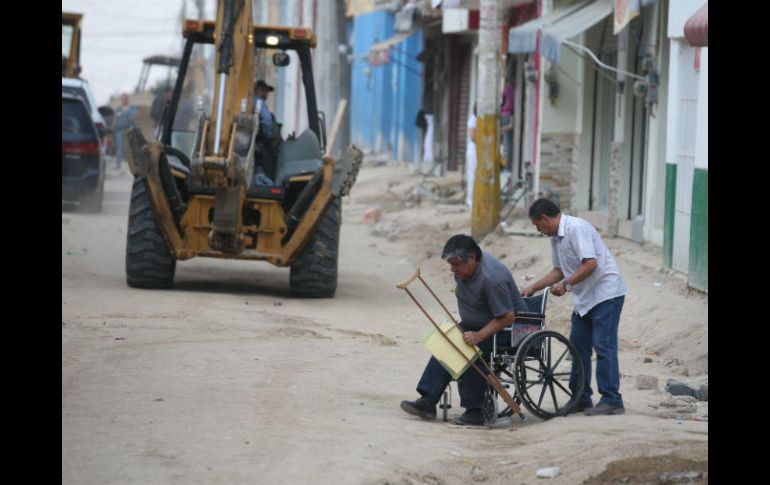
513;330;584;420
481;389;499;426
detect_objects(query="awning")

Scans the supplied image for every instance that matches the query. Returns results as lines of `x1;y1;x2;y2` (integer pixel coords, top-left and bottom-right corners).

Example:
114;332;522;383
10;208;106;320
541;0;612;64
684;2;708;47
508;0;591;56
508;0;613;64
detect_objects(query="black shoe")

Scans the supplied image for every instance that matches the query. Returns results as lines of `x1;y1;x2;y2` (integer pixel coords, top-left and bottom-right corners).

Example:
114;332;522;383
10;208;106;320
584;402;625;416
400;397;437;420
572;402;593;414
452;408;484;426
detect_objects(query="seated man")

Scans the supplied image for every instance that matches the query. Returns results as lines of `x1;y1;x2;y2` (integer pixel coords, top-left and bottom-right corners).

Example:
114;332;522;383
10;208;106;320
401;234;528;426
253;79;275;140
252;79;280;180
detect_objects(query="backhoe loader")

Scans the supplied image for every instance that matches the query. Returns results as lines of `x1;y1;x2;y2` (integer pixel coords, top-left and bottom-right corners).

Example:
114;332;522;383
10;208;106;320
62;12;82;78
124;0;362;297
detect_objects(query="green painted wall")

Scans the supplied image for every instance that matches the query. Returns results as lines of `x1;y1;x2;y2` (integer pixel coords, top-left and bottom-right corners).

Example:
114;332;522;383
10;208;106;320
663;163;676;268
688;168;708;292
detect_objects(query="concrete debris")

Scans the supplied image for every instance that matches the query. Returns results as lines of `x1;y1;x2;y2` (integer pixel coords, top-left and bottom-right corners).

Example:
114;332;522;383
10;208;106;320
363;206;382;224
657;471;702;482
665;379;698;398
536;467;560;478
635;375;658;390
696;384;708;402
470;465;488;482
665;359;690;376
658;395;698;417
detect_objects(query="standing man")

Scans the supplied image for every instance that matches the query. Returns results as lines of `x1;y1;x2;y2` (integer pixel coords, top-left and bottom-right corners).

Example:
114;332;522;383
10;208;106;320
400;235;528;426
521;199;627;416
112;93;139;170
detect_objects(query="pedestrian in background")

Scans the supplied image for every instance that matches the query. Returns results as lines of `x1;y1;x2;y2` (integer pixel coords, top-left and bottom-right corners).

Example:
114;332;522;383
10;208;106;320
500;73;515;190
112;93;139;170
521;198;628;416
465;104;477;209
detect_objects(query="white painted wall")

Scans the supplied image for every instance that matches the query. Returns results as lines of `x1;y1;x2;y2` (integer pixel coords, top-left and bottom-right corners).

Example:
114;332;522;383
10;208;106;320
666;0;706;273
668;0;705;39
643;0;668;246
541;36;582;134
575;28;598;211
694;47;707;170
670;39;699;273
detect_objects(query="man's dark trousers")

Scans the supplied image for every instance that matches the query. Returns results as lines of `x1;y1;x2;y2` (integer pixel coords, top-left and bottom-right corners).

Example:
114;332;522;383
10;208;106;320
569;295;625;408
416;323;510;409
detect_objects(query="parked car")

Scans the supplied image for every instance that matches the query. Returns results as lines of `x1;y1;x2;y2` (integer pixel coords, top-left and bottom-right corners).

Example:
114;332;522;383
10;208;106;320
98;105;116;157
61;77;109;143
62;92;105;212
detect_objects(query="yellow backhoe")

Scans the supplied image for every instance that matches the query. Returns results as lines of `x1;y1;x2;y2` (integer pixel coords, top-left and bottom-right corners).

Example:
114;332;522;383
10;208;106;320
62;12;82;78
124;0;362;297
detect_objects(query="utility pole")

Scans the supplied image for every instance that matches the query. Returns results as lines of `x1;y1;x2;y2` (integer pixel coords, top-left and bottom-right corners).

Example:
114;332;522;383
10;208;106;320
336;0;351;156
471;0;502;240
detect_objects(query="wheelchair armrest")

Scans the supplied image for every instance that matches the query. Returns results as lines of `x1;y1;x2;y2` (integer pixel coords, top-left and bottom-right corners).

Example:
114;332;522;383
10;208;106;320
514;311;545;322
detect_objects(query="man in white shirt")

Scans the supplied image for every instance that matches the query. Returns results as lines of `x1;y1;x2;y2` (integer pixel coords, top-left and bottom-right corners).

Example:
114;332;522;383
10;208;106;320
521;199;627;416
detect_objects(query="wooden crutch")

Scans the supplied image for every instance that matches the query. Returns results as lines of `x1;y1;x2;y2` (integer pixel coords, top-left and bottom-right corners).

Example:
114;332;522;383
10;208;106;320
396;267;525;421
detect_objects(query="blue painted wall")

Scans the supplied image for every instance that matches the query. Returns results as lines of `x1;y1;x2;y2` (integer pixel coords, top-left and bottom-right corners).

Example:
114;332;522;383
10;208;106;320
351;11;423;163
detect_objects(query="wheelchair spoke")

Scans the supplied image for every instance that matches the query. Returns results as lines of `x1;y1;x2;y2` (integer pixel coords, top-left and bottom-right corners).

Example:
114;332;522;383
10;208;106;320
550;348;569;372
553;372;573;376
536;381;548;408
552;378;573;397
547;337;552;369
523;364;543;374
548;380;559;410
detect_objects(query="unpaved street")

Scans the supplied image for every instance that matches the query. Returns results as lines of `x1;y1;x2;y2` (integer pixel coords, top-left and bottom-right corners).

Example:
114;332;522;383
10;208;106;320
62;163;707;484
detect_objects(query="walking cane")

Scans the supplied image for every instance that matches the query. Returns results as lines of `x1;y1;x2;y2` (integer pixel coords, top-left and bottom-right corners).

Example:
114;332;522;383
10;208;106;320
396;267;526;422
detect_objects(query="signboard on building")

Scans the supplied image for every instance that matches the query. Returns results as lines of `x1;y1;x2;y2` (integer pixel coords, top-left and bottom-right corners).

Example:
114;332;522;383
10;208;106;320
614;0;640;34
442;8;480;33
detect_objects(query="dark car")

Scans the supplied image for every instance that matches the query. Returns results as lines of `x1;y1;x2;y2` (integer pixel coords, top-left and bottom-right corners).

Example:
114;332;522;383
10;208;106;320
62;92;105;212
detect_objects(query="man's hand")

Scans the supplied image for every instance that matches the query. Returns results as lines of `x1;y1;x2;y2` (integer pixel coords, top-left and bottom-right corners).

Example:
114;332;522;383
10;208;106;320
463;331;482;346
550;281;566;296
521;286;534;297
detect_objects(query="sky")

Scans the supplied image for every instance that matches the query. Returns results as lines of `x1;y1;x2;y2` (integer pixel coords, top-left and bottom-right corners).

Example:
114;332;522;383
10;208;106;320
62;0;217;106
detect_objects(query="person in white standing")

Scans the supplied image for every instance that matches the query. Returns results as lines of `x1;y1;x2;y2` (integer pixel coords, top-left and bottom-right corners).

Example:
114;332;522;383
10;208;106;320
465;105;477;209
521;198;628;416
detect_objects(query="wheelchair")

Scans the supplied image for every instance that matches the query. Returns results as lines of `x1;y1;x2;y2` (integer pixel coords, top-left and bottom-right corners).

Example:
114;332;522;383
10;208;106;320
483;287;585;422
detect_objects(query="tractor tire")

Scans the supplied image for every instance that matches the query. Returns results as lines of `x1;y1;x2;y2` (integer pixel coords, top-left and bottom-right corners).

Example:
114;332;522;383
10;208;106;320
289;197;341;298
125;178;176;288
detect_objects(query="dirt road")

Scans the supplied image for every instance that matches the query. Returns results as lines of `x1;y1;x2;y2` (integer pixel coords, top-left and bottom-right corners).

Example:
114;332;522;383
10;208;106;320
62;163;708;484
